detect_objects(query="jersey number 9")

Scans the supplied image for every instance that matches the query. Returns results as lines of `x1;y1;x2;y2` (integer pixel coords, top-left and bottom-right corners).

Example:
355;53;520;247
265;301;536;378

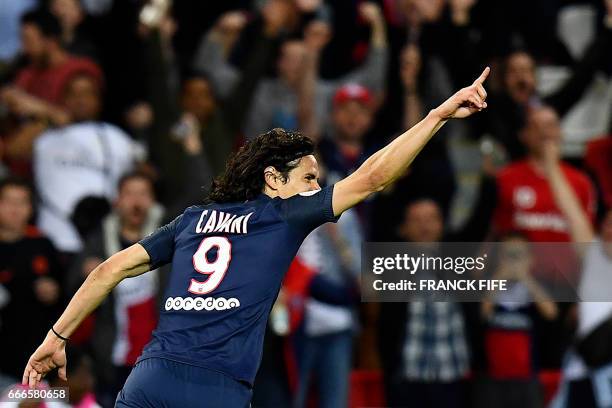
188;236;232;294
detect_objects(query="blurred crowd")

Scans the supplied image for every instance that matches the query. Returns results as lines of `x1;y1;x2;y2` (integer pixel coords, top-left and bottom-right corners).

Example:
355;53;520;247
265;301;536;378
0;0;611;407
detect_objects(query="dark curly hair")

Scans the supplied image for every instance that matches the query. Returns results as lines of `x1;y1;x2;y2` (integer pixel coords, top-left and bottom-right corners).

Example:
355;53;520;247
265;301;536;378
207;128;314;203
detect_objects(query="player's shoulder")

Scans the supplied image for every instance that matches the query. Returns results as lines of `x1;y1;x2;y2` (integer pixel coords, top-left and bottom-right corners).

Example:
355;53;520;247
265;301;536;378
184;204;207;213
184;198;263;213
178;204;207;222
273;185;337;223
272;186;330;208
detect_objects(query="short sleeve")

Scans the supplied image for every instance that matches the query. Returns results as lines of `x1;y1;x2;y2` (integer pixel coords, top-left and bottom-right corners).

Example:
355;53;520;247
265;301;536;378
139;215;183;268
279;185;339;234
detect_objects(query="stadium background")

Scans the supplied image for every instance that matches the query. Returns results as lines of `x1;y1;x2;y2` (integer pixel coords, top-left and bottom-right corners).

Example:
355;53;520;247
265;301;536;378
0;0;611;407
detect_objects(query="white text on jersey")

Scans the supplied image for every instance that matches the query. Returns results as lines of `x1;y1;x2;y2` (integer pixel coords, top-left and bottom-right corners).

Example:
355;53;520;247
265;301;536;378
195;210;254;235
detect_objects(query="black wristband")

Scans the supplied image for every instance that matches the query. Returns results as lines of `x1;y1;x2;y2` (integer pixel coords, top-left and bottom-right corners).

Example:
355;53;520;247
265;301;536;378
51;327;69;342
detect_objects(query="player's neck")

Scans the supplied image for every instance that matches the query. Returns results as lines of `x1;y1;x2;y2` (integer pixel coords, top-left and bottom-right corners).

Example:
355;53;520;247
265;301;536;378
262;188;278;199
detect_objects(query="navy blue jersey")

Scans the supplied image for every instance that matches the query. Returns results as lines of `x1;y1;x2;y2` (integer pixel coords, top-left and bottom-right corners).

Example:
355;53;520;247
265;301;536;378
137;186;338;386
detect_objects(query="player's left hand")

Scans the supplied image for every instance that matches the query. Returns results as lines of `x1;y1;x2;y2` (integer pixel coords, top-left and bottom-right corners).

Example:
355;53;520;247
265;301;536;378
22;332;67;389
434;67;489;119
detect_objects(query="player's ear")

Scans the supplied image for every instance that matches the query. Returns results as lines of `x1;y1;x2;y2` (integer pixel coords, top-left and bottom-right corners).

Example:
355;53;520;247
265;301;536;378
264;166;279;190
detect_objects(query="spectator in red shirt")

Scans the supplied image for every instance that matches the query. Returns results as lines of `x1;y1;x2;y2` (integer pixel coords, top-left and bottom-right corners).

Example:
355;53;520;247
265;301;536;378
0;10;103;178
492;105;596;370
494;105;596;243
13;9;102;105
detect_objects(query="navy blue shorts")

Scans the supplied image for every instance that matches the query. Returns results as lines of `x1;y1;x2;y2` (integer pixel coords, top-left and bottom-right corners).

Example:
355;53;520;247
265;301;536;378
115;358;252;407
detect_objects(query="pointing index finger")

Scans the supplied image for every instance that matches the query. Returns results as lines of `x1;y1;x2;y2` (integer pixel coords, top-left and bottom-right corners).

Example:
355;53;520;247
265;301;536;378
473;66;490;85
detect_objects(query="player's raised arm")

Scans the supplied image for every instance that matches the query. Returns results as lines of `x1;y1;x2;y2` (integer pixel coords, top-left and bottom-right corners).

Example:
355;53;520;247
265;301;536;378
22;243;151;389
332;67;490;216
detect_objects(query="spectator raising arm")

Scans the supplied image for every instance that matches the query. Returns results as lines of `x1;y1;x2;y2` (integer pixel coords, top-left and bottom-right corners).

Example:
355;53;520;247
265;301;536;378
332;67;490;215
164;114;214;218
299;2;388;140
298;20;331;140
341;2;389;92
219;14;284;137
542;140;595;244
191;11;248;99
192;1;292;101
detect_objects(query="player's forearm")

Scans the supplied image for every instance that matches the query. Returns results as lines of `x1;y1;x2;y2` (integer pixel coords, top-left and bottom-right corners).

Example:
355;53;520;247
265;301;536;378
51;261;123;339
333;68;489;216
50;245;151;339
360;110;447;192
